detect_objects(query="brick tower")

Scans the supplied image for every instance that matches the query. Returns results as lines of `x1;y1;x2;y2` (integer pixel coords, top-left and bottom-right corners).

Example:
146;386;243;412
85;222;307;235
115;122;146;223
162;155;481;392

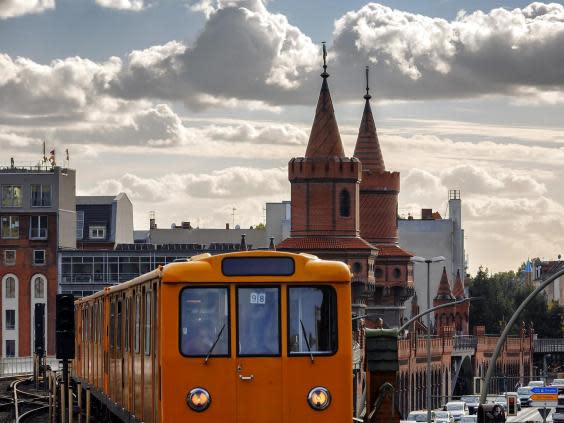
278;46;376;311
452;269;469;334
353;67;414;327
433;266;455;335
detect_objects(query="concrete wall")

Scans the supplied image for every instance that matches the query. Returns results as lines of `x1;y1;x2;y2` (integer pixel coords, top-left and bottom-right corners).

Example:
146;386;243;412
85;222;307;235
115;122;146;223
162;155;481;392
57;168;76;249
266;201;291;245
113;193;134;244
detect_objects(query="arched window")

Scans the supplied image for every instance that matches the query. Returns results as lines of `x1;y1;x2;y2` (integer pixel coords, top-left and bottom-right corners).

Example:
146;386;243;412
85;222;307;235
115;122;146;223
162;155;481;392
34;276;44;299
5;277;15;299
339;189;350;217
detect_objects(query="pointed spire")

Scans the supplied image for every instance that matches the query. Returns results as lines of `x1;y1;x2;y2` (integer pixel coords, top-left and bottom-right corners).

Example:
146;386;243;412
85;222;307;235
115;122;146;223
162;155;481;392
435;266;454;300
353;66;385;172
452;269;465;299
304;42;345;159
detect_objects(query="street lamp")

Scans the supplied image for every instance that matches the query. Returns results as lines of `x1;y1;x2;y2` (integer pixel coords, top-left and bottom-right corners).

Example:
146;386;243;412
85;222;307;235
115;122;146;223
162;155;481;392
411;256;445;423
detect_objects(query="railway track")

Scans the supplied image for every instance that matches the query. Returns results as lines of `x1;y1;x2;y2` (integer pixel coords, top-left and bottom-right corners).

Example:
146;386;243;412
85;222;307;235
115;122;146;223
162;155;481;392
13;376;50;423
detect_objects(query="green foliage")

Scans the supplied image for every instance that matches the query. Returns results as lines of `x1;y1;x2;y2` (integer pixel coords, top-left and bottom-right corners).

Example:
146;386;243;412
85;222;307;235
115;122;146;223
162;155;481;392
254;223;266;229
468;266;563;337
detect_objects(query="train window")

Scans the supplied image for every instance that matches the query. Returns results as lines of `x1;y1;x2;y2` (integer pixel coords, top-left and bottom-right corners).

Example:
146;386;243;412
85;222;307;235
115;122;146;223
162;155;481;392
288;286;337;355
222;257;294;276
144;291;151;356
117;301;122;350
134;294;140;354
179;287;229;357
237;287;280;356
124;298;130;352
109;301;115;351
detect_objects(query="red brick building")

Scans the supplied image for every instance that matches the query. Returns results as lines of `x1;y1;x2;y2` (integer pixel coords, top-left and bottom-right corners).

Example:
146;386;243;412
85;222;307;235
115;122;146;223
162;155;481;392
0;165;76;357
278;61;413;327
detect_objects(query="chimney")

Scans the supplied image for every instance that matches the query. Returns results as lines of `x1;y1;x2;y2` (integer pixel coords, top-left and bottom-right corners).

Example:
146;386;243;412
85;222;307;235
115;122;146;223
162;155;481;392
421;208;433;220
269;237;275;250
181;221;192;230
149;211;157;229
226;223;230;230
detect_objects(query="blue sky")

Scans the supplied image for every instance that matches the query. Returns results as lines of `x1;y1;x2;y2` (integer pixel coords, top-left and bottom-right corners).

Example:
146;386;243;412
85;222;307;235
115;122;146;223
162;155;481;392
1;0;564;272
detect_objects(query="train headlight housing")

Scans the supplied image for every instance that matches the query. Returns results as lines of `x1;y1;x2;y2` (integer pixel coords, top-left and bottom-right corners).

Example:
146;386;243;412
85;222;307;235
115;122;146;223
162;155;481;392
186;387;211;412
307;386;331;411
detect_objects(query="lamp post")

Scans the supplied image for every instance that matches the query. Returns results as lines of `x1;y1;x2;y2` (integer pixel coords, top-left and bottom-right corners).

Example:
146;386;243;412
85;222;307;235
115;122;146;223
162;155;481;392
411;256;445;423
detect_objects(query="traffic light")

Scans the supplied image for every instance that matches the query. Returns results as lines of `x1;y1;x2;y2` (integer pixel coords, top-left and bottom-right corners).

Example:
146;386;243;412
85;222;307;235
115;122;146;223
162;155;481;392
56;294;75;360
477;404;506;422
34;303;45;357
506;394;517;416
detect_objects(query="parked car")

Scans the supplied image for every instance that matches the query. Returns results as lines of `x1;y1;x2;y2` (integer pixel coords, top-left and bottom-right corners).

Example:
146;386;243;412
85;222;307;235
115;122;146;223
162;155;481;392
529;380;545;388
494;396;507;410
406;410;435;421
517;386;532;407
460;395;480;415
460;416;478;423
435;410;455;422
551;378;564;394
553;406;564;423
444;401;468;421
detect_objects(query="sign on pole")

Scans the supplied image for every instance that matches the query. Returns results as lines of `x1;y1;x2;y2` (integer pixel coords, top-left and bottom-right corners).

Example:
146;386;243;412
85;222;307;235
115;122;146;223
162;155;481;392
530;387;558;408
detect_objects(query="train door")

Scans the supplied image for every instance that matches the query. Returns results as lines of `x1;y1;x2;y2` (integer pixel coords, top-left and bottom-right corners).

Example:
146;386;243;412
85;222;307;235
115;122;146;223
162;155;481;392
143;286;153;422
152;282;159;423
133;289;143;419
235;286;283;423
123;296;131;411
116;298;123;404
109;298;116;400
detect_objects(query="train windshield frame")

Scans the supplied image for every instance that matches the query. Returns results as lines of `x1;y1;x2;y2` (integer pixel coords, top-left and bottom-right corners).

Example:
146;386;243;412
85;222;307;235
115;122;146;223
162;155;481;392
222;257;295;276
236;286;281;356
179;286;230;357
287;286;338;356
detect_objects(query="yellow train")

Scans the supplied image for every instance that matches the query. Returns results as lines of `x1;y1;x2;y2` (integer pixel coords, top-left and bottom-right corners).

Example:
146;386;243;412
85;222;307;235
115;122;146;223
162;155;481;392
73;250;353;422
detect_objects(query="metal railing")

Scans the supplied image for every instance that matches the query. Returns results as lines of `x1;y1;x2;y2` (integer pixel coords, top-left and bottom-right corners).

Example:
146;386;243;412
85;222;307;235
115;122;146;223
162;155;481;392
0;356;60;376
534;338;564;353
453;335;477;350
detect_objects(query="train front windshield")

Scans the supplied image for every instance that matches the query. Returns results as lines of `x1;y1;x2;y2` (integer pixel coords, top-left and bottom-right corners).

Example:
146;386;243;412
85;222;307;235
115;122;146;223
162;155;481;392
180;287;229;356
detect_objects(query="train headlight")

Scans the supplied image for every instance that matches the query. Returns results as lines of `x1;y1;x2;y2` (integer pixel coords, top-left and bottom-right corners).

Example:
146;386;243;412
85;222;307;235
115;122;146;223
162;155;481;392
186;387;211;412
307;386;331;411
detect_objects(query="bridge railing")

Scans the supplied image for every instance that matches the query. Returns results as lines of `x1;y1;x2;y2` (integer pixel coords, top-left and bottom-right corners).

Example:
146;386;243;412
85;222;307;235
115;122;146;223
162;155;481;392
535;338;564;353
0;356;60;376
453;335;477;351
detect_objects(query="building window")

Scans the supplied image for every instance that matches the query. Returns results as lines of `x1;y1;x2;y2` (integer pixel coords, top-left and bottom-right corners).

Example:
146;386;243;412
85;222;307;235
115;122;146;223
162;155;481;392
30;216;48;239
4;250;16;266
89;225;106;240
76;211;85;240
393;267;402;278
33;250;46;266
5;276;15;298
5;340;15;357
34;276;45;299
31;184;51;207
1;216;19;239
339;189;351;218
5;310;15;330
1;185;22;208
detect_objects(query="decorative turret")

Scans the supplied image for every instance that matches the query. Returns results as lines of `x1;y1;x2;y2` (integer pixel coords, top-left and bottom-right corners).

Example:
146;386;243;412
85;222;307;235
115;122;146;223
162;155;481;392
433;266;457;335
435;267;454;301
452;269;465;299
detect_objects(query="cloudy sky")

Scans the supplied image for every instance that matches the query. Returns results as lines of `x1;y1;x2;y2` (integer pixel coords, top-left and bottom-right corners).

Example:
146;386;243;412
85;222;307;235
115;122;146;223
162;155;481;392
2;0;564;273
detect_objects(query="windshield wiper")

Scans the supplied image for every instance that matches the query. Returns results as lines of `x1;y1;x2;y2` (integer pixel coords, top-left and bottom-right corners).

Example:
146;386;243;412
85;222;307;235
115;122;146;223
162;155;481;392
204;322;226;364
300;319;314;363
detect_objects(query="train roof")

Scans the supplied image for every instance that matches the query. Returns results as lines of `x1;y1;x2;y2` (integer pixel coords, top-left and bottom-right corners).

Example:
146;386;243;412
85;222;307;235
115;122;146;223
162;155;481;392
75;251;351;305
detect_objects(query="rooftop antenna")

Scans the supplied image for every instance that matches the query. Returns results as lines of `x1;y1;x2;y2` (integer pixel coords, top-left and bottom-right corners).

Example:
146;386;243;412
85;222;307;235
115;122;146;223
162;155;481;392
232;207;237;228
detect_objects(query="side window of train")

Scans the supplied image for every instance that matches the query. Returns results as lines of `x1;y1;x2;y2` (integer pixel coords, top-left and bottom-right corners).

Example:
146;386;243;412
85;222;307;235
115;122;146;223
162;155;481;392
237;287;280;356
134;293;141;354
145;290;151;356
124;298;130;352
109;301;115;351
179;287;230;357
117;300;122;351
287;286;337;355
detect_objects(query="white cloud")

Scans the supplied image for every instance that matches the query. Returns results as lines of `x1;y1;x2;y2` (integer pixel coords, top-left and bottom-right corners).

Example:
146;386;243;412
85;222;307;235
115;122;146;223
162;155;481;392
0;0;54;19
95;0;150;11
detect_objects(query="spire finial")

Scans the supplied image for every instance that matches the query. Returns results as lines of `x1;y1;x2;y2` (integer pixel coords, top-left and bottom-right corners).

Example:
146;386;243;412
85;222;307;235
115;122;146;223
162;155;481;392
364;65;371;100
321;41;329;79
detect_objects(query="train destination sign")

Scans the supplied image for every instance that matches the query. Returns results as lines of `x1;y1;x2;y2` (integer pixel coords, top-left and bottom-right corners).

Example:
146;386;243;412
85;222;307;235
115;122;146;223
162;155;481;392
531;387;558;407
